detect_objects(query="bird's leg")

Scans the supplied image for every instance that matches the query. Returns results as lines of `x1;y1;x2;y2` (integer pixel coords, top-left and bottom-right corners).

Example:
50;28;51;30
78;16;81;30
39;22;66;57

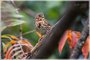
36;31;42;38
36;31;45;41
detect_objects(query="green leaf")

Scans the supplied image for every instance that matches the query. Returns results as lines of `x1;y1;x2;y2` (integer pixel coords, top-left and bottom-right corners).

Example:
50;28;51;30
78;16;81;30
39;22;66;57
1;2;26;32
0;20;25;32
1;35;10;39
2;42;6;49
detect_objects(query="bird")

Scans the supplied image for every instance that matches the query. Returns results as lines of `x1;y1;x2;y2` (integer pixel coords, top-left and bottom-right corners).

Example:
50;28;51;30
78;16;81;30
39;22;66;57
35;13;51;38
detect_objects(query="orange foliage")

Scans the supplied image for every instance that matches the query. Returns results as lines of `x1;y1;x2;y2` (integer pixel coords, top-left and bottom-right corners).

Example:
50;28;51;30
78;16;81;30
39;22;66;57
3;35;33;59
58;30;89;59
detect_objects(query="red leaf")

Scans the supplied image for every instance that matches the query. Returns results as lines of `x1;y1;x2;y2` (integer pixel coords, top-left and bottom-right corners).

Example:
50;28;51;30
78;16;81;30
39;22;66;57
58;30;68;53
72;31;81;48
82;36;90;59
58;30;89;59
67;30;81;48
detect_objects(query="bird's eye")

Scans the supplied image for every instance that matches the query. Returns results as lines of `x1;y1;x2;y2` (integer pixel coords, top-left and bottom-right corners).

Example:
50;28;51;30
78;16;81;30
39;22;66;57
36;17;39;19
38;15;42;17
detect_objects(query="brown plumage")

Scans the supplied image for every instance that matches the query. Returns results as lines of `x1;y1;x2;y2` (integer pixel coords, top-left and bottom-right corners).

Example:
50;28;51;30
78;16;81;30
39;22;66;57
35;13;51;38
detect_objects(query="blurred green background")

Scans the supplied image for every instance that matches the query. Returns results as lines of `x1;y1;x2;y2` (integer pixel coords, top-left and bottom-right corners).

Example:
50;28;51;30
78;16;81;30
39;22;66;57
2;1;67;44
2;1;87;59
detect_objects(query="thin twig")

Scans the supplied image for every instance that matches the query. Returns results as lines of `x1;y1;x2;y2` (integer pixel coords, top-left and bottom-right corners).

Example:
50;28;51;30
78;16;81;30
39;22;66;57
10;0;25;55
31;40;42;54
22;30;36;36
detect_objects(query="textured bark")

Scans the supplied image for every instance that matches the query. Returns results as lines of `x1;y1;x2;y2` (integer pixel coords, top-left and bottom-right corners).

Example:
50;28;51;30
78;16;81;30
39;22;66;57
25;1;89;59
70;19;89;58
30;2;83;59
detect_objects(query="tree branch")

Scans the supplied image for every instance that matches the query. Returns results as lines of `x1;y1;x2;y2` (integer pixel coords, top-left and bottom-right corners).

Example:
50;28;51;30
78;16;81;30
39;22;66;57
26;1;89;59
70;19;89;59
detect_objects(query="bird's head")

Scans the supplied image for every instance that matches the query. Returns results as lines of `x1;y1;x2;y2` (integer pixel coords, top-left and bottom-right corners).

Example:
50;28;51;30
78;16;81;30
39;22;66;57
35;13;44;21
